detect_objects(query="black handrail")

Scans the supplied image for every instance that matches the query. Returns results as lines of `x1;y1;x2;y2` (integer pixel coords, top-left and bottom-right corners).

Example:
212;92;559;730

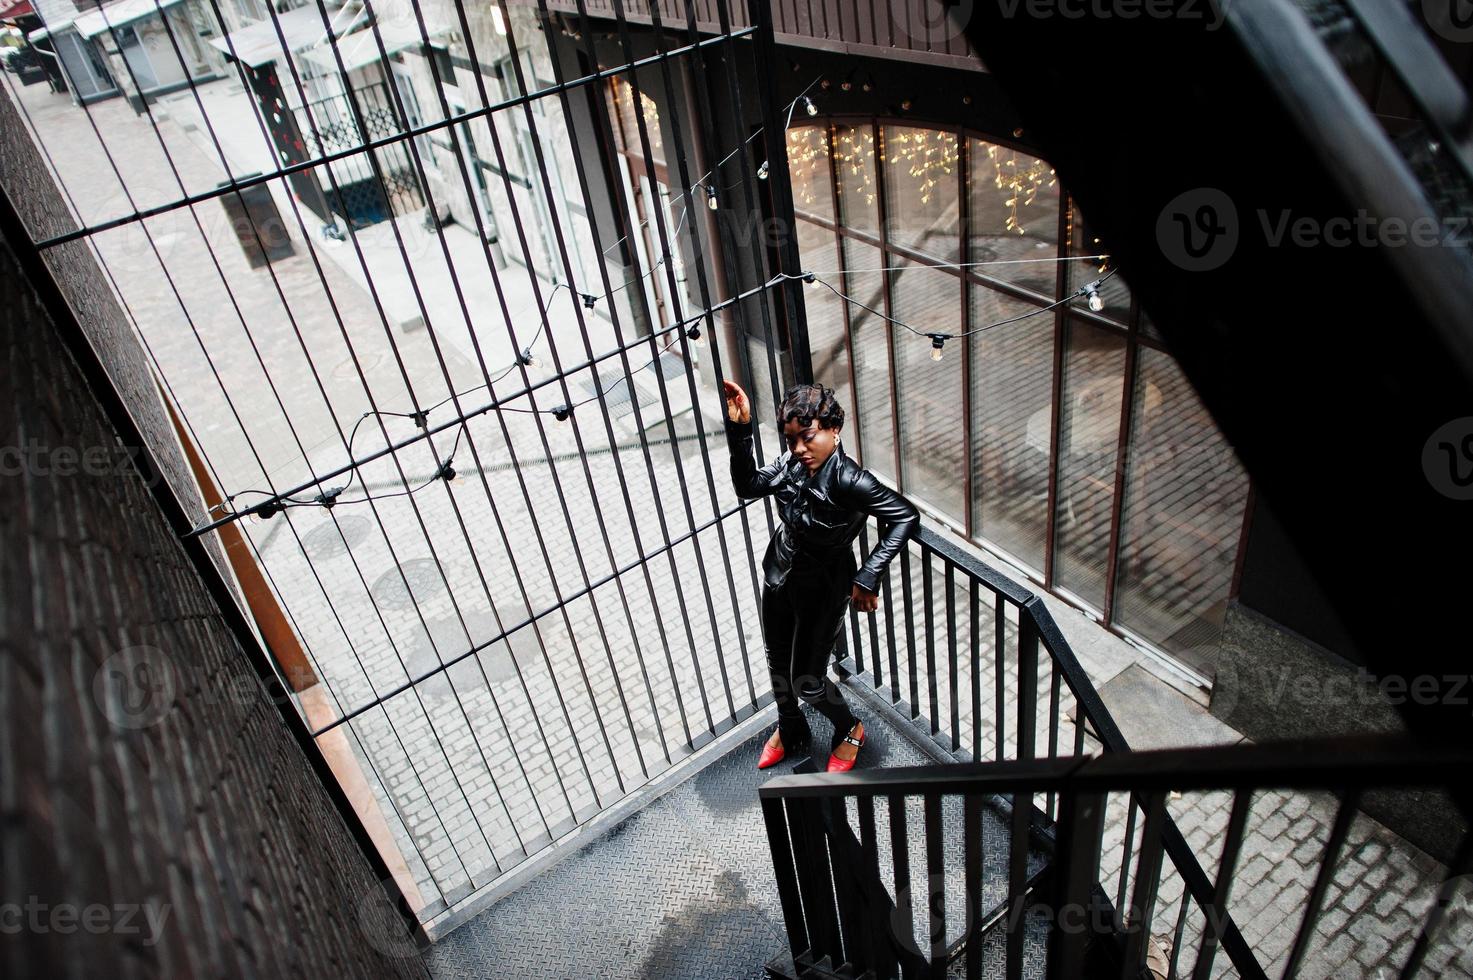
760;525;1472;979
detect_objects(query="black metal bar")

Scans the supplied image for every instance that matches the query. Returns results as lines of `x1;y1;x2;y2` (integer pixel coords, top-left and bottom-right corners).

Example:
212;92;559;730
1017;617;1039;761
858;795;897;978
890;792;919;980
1047;790;1108;980
994;593;1006;761
964;793;983;980
184;278;781;539
1192;788;1251;980
969;577;982;763
1167;891;1190;980
792;797;843;967
1283;789;1362;977
923;546;940;738
764;797;810;960
924;792;946;975
747;0;814;385
946;562;960;753
901;544;920;719
29;29;755;252
1115;795;1138;915
1046;664;1062;817
827;797;868;973
1121;792;1168;976
1005;785;1032;980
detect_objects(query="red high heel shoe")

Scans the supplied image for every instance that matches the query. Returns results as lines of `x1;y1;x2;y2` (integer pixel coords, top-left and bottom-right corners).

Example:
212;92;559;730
827;723;865;772
757;728;807;769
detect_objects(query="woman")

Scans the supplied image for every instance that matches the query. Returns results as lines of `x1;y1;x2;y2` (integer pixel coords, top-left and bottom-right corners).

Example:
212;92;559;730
723;379;920;772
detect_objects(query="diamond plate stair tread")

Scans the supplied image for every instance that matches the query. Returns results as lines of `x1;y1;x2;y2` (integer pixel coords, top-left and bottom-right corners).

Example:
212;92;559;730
425;706;1051;979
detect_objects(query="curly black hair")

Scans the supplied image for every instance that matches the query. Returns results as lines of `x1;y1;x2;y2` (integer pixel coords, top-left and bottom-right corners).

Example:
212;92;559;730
776;383;845;431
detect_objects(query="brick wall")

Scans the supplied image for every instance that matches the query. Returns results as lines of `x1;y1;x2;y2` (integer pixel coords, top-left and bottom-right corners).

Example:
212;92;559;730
0;178;430;980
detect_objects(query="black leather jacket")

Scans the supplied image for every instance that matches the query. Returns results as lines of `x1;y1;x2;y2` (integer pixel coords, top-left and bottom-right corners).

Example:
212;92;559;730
725;416;920;594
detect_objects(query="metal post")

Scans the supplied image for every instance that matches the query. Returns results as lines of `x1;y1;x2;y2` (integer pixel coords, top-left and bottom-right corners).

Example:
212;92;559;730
746;0;814;387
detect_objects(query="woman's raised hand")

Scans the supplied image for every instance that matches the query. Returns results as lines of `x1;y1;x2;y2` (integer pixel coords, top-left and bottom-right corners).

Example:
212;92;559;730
721;379;752;424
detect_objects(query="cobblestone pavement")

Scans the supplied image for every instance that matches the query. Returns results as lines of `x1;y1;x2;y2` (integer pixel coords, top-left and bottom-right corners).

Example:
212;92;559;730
7;79;1466;977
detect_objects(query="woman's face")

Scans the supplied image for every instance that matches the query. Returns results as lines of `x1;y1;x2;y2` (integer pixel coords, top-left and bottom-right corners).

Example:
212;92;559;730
782;416;839;474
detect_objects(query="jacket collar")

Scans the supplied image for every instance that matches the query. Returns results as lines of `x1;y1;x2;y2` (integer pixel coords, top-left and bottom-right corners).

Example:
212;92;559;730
802;439;849;502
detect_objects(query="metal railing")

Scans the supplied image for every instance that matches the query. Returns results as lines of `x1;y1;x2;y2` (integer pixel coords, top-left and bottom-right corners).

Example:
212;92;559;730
761;525;1473;978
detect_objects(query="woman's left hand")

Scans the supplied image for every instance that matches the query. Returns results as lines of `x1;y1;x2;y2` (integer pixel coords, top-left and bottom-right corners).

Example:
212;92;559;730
850;583;880;613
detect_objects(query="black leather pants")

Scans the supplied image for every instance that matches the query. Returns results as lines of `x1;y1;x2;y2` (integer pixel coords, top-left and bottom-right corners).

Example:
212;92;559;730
761;551;860;750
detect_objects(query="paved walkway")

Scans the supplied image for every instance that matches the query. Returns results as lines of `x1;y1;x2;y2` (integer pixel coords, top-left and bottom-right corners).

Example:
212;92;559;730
4;78;1466;978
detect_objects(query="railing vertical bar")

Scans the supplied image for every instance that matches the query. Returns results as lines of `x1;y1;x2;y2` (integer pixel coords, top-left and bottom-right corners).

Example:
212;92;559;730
1282;789;1362;978
890;792;920;980
1167;890;1190;980
1116;795;1138;915
994;594;1006;761
901;546;920;720
1192;788;1252;980
878;528;902;706
827;798;869;974
1048;790;1107;980
764;797;810;960
858;795;897;978
1017;617;1039;761
1046;664;1062;817
965;793;983;980
946;562;960;752
970;577;982;762
1006;786;1033;980
923;548;940;737
924;792;947;976
793;797;843;968
1121;792;1169;977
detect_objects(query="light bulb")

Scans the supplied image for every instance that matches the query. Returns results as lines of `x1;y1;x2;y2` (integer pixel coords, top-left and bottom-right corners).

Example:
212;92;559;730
757;160;769;180
1084;282;1104;312
802;96;818;117
930;335;946;361
705;184;718;210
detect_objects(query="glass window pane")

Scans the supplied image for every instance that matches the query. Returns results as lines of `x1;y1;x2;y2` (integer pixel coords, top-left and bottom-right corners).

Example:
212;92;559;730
1064;198;1131;323
786;124;833;222
1052;320;1127;608
833;124;879;237
970;286;1056;571
607;76;663;166
1112;349;1250;675
890;259;965;521
841;240;895;481
969;139;1059;298
797;219;853;444
882;126;960;262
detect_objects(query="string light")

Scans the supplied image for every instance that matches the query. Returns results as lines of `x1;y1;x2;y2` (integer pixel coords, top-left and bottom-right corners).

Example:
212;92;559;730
757;160;769;180
581;292;598;310
1084;281;1105;312
519;347;537;367
705;183;719;210
801;95;818;117
929;334;946;361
